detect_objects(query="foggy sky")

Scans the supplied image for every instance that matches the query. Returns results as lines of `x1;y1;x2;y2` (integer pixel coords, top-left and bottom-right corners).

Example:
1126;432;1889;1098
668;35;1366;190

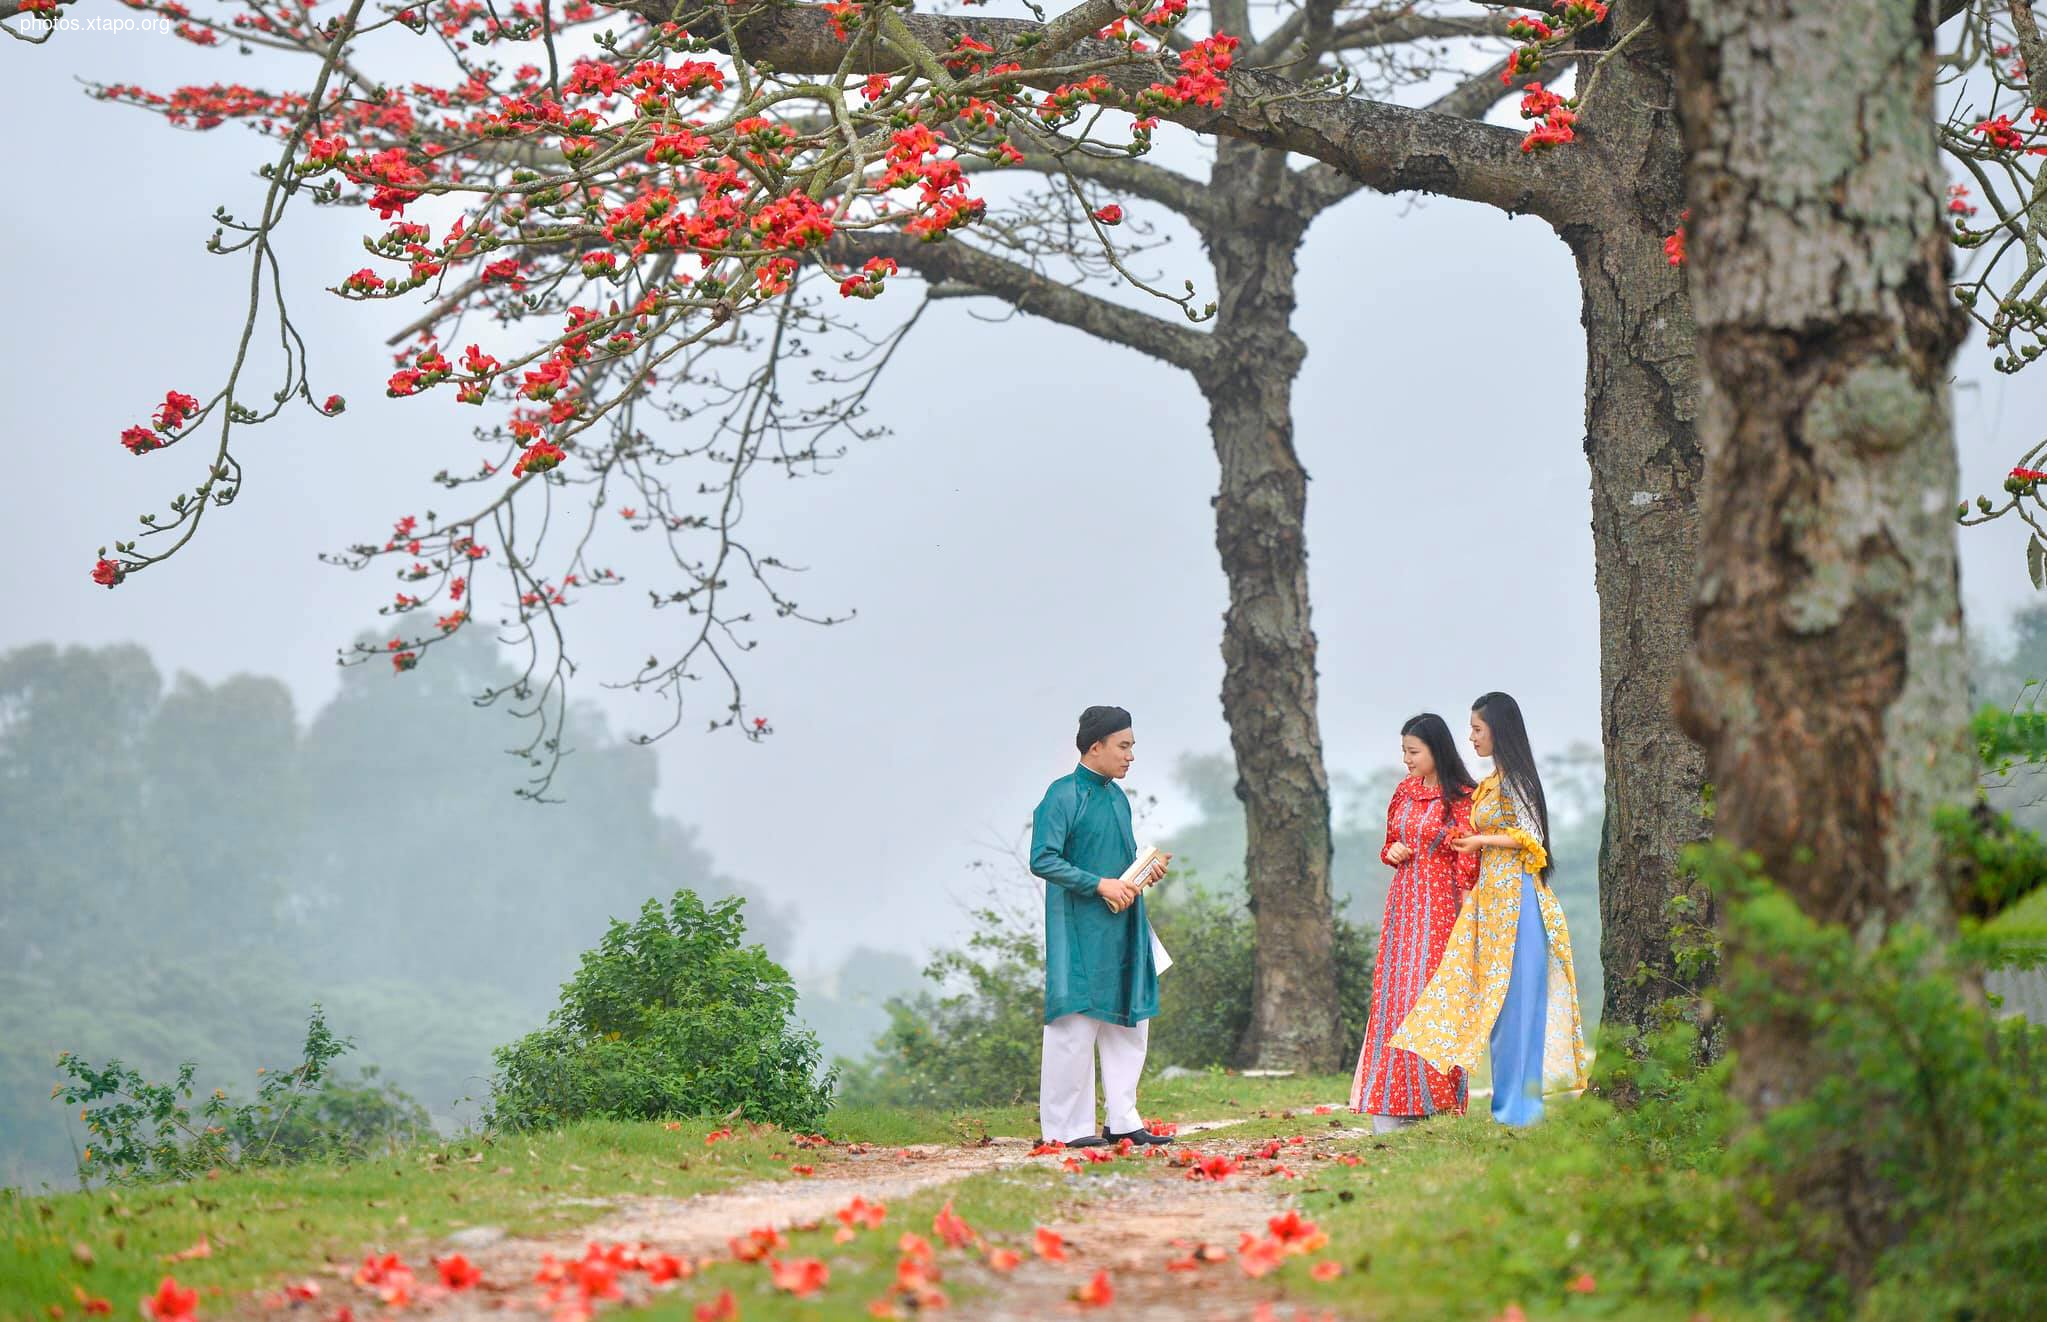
5;20;2042;972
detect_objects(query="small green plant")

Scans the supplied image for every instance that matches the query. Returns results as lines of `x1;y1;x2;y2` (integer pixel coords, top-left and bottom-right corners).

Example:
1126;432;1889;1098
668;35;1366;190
836;911;1043;1111
487;890;835;1133
1561;842;2047;1320
53;1006;421;1185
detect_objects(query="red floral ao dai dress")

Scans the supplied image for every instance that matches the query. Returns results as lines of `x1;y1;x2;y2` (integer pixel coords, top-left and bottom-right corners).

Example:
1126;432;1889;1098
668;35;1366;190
1349;775;1479;1117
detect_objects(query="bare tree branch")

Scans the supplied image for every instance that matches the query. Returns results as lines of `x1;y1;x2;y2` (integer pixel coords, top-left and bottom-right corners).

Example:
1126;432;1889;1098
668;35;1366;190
1429;53;1520;120
1289;51;1526;214
837;232;1214;373
993;125;1220;224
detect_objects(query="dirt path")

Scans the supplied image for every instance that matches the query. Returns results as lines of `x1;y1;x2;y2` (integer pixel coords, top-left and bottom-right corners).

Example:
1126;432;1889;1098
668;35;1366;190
296;1112;1359;1321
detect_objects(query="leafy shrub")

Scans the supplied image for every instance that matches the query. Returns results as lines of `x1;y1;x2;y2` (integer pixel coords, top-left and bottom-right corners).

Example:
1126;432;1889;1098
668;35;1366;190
1545;843;2047;1321
54;1006;428;1184
488;891;834;1133
1703;852;2047;1317
835;913;1043;1111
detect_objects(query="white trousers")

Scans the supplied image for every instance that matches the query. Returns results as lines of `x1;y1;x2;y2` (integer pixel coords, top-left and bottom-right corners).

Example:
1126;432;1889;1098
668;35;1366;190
1040;1013;1149;1142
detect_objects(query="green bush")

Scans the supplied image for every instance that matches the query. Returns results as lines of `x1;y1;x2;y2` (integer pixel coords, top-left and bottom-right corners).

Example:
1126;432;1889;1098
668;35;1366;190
487;891;834;1133
1704;855;2047;1318
839;887;1374;1109
1534;846;2047;1321
53;1007;428;1185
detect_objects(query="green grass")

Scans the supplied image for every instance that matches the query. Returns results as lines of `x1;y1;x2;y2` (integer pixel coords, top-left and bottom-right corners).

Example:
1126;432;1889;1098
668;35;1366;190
2;1073;1352;1321
1;1118;822;1322
1269;1100;1782;1322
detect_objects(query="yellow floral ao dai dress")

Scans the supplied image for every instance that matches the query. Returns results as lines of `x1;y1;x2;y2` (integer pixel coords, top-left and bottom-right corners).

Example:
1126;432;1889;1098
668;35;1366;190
1388;771;1588;1121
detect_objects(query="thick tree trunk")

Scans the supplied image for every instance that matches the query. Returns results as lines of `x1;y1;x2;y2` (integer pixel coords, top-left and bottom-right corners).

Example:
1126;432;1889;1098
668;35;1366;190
1201;145;1344;1072
1567;9;1714;1047
1657;0;1973;1095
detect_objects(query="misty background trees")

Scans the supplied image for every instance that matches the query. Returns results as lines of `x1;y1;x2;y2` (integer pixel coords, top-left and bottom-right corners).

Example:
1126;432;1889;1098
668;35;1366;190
0;633;786;1183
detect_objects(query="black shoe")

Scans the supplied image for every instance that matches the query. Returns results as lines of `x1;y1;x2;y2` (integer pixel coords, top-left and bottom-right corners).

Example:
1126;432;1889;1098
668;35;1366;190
1064;1133;1110;1148
1106;1127;1174;1146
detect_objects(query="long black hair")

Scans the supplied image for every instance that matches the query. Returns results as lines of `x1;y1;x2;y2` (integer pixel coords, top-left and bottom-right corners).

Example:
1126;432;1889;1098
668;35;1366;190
1472;691;1551;878
1400;712;1476;824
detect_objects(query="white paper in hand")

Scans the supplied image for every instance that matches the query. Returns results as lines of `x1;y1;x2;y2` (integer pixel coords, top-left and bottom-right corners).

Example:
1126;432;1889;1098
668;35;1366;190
1150;923;1173;975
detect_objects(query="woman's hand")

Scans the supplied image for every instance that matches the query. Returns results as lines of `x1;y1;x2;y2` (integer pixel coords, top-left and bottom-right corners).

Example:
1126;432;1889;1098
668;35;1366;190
1386;841;1414;866
1448;834;1482;855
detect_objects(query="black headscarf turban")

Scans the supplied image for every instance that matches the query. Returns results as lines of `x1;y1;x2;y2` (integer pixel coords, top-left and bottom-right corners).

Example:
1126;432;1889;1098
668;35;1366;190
1075;705;1132;754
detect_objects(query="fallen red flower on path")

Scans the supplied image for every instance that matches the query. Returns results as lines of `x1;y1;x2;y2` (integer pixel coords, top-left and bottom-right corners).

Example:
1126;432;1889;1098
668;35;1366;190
141;1278;199;1322
729;1227;786;1262
573;1259;621;1302
790;1164;815;1176
1312;1260;1343;1281
693;1290;737;1322
1073;1270;1114;1307
770;1257;829;1297
932;1200;976;1249
436;1255;482;1290
646;1254;691;1284
837;1196;887;1231
354;1255;411;1290
1267;1210;1326;1252
985;1247;1022;1273
1033;1227;1067;1262
1237;1234;1285;1279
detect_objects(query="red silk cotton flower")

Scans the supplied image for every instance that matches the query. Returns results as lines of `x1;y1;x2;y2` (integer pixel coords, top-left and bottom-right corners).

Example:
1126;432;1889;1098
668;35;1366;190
769;1257;829;1297
141;1279;199;1322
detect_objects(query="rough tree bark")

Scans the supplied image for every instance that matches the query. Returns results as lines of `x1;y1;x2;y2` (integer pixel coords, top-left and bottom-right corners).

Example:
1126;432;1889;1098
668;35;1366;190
1567;3;1713;1042
1200;141;1342;1071
1658;0;1974;1095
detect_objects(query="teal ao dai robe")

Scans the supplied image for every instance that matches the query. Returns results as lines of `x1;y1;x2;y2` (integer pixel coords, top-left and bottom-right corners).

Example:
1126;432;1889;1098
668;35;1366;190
1029;764;1160;1027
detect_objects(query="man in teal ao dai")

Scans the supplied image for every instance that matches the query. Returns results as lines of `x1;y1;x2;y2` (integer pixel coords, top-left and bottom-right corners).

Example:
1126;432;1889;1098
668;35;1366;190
1030;705;1172;1147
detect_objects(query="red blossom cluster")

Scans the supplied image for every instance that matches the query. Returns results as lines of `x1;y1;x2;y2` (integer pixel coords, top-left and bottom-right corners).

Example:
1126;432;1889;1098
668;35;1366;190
72;0;1256;772
1146;33;1238;110
1970;111;2047;152
1517;82;1577;152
